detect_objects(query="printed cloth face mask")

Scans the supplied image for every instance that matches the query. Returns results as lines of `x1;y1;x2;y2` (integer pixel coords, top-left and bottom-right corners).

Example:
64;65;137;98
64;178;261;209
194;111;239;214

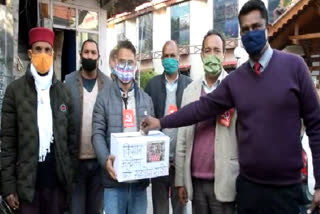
115;60;136;83
202;54;222;76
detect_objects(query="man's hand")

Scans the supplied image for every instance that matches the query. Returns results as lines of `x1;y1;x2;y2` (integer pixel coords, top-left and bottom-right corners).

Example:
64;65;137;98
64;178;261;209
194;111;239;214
177;186;188;205
106;155;117;180
140;116;161;135
6;193;19;210
308;189;320;214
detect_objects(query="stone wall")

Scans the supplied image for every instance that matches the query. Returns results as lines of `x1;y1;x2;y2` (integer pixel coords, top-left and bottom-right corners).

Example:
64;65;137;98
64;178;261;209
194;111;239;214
0;2;15;124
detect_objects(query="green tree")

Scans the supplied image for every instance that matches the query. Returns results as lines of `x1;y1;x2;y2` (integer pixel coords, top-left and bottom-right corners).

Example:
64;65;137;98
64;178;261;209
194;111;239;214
139;69;155;90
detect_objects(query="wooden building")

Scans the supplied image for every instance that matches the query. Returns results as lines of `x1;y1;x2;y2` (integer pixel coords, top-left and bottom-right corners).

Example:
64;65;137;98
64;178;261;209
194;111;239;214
268;0;320;89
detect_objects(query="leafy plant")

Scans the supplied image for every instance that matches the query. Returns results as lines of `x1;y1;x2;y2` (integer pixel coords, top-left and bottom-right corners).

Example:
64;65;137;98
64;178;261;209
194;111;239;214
283;0;291;7
139;69;155;90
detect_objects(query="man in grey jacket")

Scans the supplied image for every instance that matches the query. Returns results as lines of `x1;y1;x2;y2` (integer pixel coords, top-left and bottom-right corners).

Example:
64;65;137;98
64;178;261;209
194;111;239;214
65;39;111;214
175;30;238;214
92;40;154;214
145;40;191;214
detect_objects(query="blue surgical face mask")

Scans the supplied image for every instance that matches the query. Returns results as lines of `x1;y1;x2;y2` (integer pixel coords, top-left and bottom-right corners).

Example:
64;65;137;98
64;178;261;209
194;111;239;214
162;58;178;75
241;29;267;56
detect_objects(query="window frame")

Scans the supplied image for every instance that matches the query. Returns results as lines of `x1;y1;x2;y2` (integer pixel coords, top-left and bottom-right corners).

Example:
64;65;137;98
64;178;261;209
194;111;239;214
213;0;239;38
51;1;100;70
170;2;190;46
138;12;153;54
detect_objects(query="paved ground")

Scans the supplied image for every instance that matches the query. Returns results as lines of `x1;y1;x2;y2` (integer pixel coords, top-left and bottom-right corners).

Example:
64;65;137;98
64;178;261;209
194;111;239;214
0;187;192;214
102;186;191;214
147;185;192;214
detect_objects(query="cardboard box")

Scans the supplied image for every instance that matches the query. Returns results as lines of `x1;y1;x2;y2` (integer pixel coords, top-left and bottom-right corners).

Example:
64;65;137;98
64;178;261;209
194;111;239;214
111;131;170;182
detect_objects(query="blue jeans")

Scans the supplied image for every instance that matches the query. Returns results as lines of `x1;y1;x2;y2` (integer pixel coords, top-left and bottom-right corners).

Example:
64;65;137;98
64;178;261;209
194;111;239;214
104;183;147;214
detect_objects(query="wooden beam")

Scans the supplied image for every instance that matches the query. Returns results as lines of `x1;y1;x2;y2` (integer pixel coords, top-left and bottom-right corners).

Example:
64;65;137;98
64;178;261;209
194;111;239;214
292;23;300;44
310;66;320;70
269;6;313;49
289;33;320;40
269;0;312;37
314;0;320;16
40;3;49;19
294;23;299;35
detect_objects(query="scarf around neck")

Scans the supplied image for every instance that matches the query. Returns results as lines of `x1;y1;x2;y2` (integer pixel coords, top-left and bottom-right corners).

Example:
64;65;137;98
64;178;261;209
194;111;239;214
30;64;54;162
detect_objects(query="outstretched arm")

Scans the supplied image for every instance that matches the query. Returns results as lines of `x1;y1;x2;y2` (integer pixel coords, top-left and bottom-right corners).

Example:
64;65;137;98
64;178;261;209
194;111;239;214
141;76;234;133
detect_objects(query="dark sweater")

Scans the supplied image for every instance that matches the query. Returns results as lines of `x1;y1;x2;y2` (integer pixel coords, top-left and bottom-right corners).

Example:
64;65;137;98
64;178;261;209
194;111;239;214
82;76;96;92
160;50;320;188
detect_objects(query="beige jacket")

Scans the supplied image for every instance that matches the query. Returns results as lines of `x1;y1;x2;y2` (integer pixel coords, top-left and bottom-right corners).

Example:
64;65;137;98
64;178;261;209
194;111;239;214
175;70;239;202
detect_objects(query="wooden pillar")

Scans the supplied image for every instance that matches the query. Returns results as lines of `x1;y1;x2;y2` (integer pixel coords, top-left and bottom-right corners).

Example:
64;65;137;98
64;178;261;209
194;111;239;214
292;23;299;45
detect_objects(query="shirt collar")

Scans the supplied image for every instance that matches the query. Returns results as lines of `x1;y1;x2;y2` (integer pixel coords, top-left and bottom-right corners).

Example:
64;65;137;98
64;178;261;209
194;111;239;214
165;73;179;84
249;45;273;72
202;72;223;93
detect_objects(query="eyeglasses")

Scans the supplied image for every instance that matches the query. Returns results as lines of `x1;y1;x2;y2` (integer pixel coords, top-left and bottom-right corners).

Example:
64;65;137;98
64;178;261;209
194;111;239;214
117;59;136;70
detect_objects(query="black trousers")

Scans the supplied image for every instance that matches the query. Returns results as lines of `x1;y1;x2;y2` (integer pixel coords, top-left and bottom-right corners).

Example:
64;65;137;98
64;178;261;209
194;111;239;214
70;159;104;214
236;175;308;214
17;186;66;214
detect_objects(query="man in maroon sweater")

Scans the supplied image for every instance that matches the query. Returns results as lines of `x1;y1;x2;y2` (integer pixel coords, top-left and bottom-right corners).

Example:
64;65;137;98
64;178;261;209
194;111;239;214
141;0;320;213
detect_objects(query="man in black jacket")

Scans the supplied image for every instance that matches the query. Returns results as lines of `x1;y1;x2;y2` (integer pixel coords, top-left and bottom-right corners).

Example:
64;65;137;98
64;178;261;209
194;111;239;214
145;40;192;214
1;27;77;214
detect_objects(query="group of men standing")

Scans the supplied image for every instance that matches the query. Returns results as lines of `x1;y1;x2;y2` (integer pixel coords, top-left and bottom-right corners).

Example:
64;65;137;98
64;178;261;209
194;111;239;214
141;1;320;214
1;0;320;214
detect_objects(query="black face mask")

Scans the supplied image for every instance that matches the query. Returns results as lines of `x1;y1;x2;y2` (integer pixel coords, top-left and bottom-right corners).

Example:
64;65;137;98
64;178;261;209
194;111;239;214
81;58;97;72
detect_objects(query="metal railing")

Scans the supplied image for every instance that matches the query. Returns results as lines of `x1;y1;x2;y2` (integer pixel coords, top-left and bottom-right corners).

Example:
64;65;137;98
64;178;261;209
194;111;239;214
137;38;239;60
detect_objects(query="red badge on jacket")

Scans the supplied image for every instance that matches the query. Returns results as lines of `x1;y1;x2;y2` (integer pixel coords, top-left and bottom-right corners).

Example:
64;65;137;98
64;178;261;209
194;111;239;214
219;109;234;127
123;109;135;128
167;104;178;115
60;104;67;112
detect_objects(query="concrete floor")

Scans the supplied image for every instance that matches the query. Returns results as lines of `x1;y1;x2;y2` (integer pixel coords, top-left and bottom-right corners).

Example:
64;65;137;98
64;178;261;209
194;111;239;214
102;186;192;214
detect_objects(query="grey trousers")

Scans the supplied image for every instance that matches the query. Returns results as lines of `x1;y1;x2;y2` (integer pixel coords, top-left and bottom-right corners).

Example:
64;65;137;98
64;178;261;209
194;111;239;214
192;178;236;214
71;159;104;214
151;166;186;214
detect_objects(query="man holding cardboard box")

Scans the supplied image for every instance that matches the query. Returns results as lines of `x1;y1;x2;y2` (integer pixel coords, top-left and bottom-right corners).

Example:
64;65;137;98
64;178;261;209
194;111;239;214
92;40;154;214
